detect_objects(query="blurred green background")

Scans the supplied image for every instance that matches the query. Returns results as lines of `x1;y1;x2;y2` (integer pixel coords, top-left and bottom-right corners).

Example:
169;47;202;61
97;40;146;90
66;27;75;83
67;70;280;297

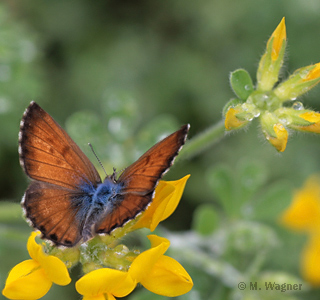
1;1;320;299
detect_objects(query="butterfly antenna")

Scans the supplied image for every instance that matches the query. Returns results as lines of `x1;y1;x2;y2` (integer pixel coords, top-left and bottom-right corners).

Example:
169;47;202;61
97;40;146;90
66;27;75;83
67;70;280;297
88;143;107;176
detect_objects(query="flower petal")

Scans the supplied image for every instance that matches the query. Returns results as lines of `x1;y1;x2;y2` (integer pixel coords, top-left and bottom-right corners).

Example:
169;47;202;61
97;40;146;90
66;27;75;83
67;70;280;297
132;181;175;230
2;260;52;300
269;17;286;61
133;176;189;231
154;176;190;225
270;123;288;152
274;63;320;101
280;175;320;231
225;106;249;130
303;62;320;82
83;295;106;300
27;231;71;285
257;18;286;91
140;255;193;297
129;235;170;282
38;253;72;285
27;231;42;261
264;123;288;152
76;268;136;298
147;234;170;249
301;234;320;286
294;111;320;133
106;294;116;300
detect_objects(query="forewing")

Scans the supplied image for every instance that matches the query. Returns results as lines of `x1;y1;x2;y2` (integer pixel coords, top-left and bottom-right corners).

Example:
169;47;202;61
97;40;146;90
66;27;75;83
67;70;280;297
95;124;189;234
19;101;101;190
23;181;86;247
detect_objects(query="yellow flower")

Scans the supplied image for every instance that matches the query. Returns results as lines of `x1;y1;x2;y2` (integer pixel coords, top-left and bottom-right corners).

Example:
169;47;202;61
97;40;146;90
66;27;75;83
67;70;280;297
269;17;286;61
76;235;193;299
301;234;320;286
2;231;71;300
129;235;193;297
304;62;320;81
264;123;288;153
274;63;320;101
281;175;320;232
257;17;286;91
291;111;320;133
132;175;190;231
224;106;249;130
76;268;136;300
280;175;320;286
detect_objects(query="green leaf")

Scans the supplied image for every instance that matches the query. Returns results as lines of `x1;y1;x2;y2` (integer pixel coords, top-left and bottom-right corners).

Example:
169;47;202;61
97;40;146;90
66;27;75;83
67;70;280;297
248;181;293;221
237;159;267;205
192;204;219;235
206;164;235;216
230;69;254;101
227;221;278;254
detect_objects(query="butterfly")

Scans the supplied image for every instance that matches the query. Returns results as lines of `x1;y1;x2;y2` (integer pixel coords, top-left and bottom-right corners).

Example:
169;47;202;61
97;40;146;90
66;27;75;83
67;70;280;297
19;101;189;247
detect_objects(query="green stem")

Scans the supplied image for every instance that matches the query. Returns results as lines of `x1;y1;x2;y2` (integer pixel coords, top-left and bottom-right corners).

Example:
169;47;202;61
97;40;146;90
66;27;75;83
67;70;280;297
245;249;267;278
177;120;226;162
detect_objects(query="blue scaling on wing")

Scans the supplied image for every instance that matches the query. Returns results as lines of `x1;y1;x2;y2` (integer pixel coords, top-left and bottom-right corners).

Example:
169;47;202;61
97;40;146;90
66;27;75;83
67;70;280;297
71;179;96;224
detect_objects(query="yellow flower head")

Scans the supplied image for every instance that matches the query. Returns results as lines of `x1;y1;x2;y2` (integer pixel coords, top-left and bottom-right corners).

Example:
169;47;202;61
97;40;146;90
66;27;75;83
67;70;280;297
226;18;320;152
2;231;71;300
76;235;193;299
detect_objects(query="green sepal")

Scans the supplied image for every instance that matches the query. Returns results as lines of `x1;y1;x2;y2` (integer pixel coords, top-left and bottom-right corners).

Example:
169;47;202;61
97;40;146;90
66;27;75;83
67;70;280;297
290;112;315;127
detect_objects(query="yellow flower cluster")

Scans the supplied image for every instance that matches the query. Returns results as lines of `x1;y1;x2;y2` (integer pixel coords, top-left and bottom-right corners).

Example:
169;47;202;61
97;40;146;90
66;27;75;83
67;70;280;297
224;17;320;152
77;235;192;300
2;176;193;300
281;175;320;286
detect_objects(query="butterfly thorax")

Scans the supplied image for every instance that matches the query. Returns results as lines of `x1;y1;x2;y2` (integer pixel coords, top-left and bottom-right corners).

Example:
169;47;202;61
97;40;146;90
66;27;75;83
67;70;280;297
81;177;124;241
93;178;123;205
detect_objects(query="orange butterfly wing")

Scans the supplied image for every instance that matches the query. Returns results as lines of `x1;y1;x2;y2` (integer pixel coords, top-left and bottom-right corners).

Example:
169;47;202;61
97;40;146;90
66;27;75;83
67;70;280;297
95;124;189;234
23;182;86;246
19;101;101;246
19;102;101;189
